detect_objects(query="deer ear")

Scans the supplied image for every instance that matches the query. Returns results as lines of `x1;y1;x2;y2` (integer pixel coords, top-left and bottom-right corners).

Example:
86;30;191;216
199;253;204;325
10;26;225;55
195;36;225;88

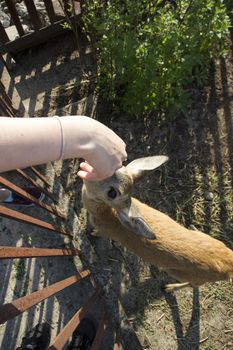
126;156;168;181
116;200;156;240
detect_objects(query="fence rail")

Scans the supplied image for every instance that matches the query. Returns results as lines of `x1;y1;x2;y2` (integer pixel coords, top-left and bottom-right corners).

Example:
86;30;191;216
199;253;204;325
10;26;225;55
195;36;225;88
0;176;66;219
0;0;81;54
5;0;25;36
0;271;90;324
16;168;59;203
91;310;110;350
0;246;80;259
0;6;144;347
0;205;71;236
48;288;101;350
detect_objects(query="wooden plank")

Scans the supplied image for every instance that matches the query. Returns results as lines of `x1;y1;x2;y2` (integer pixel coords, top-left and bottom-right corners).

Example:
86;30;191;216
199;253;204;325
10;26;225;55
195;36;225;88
0;22;9;44
0;15;81;54
0;176;65;219
48;288;101;350
5;0;25;36
16;169;59;203
24;0;42;30
0;246;80;259
0;271;90;324
0;205;72;237
43;0;57;23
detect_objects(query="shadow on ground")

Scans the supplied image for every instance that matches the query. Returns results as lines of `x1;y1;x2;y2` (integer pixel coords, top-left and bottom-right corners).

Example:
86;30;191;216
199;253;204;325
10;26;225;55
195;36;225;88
0;22;233;349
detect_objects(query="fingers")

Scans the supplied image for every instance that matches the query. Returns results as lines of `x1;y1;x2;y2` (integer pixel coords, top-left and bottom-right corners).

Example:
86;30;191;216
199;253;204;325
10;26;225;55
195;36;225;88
77;169;109;181
79;161;94;173
77;170;94;180
77;162;111;181
77;147;127;182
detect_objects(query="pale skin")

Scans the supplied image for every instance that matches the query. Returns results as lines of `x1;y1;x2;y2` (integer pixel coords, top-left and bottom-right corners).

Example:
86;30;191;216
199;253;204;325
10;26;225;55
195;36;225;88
0;116;127;200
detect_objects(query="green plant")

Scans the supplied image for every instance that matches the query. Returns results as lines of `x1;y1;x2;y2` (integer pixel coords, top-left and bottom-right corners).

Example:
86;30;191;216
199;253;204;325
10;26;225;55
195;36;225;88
14;258;26;280
81;0;230;116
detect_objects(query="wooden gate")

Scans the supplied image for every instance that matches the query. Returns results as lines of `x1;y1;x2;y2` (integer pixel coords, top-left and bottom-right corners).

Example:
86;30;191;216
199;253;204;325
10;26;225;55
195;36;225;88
0;0;81;54
0;92;144;349
0;4;145;345
0;174;110;349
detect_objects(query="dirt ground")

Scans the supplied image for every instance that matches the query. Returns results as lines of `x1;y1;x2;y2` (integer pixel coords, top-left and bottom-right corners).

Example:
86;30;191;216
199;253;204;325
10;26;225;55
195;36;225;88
0;17;233;350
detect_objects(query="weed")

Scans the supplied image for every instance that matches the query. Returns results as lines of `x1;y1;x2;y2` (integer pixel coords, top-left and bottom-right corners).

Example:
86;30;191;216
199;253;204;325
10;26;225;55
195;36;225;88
13;259;26;280
80;0;230;116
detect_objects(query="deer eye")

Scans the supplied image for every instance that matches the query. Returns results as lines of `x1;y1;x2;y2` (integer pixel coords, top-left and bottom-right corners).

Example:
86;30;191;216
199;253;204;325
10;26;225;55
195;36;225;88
107;187;117;199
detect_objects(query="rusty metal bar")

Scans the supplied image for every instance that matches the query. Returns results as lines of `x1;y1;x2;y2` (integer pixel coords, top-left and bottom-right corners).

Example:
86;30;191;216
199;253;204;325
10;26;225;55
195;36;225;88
91;310;110;350
24;0;42;30
0;176;65;219
118;300;143;350
0;270;90;324
5;0;25;36
0;246;79;259
30;166;51;186
48;288;101;350
0;205;71;237
16;169;58;203
43;0;57;23
0;22;9;44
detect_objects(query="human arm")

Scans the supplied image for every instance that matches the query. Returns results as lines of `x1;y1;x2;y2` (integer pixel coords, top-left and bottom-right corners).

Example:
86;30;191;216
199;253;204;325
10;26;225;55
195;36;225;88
0;116;127;180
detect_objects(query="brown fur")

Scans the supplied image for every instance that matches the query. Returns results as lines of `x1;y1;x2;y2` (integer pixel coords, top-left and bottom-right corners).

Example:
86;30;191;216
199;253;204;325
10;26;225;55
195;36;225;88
82;164;233;289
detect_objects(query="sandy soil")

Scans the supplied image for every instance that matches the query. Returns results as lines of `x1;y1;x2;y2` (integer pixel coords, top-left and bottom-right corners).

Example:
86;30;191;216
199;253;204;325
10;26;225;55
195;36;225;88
0;20;233;350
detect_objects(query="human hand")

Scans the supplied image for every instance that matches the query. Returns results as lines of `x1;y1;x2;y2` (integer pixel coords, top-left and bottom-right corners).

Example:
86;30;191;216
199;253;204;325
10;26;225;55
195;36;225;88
78;161;108;181
60;116;127;181
77;118;127;181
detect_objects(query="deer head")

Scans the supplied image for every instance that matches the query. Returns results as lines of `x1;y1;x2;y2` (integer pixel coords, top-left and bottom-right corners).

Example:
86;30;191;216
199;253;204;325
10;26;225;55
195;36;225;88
83;156;168;240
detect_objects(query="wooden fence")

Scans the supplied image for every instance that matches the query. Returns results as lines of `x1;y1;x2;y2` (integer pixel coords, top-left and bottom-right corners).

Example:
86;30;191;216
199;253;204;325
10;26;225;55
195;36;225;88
0;2;144;347
0;0;81;54
0;138;113;348
0;92;145;350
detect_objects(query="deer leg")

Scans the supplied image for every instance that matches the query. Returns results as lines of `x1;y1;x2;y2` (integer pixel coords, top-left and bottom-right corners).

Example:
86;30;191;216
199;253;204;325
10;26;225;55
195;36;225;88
86;213;102;237
164;282;191;293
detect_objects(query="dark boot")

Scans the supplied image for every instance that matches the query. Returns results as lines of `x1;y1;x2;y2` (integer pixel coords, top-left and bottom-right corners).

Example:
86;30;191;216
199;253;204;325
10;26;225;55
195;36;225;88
67;315;98;350
16;322;51;350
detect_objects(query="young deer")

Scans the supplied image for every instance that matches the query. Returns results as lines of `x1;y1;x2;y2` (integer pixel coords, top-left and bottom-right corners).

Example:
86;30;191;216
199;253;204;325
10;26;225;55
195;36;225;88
82;156;233;292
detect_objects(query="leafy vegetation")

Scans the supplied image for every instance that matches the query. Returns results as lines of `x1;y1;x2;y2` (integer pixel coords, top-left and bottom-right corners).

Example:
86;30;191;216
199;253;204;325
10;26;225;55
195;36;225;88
80;0;230;116
14;258;26;280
